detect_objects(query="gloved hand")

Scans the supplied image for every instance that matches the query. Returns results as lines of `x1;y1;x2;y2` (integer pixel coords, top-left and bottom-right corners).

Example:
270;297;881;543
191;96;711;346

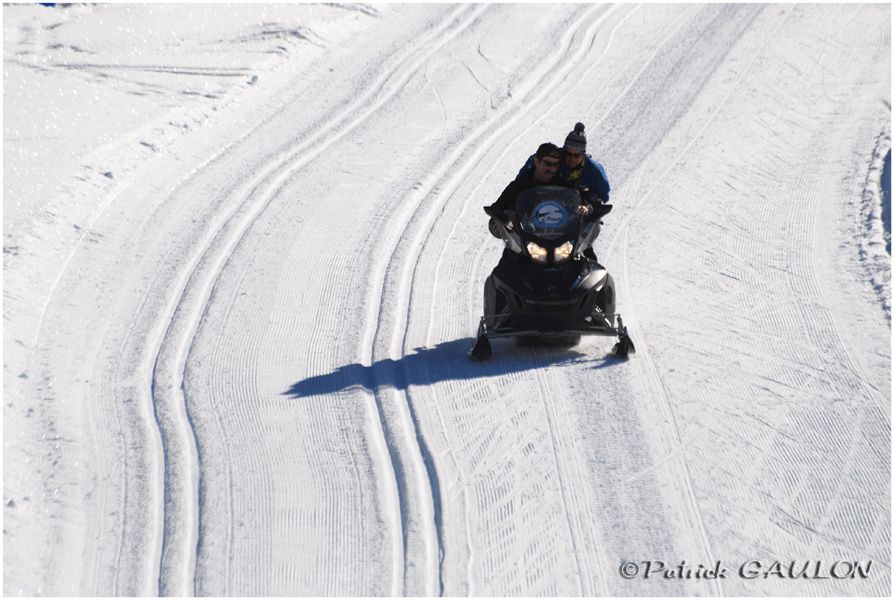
484;206;515;233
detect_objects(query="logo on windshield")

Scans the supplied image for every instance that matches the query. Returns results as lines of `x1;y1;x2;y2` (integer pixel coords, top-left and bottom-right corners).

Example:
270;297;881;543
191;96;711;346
532;200;568;229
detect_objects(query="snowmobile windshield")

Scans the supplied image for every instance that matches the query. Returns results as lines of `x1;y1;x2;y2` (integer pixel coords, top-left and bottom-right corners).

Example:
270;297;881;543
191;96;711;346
516;186;582;240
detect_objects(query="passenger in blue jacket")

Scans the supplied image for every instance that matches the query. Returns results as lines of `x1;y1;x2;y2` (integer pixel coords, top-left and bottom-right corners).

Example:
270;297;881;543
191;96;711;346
516;122;611;205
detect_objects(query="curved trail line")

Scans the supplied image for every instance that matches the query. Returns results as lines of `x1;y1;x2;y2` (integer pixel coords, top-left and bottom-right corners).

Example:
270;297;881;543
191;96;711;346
360;7;612;593
144;5;483;595
363;4;626;595
27;6;472;594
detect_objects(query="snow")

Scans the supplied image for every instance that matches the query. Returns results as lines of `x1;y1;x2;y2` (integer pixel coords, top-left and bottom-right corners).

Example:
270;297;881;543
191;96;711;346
883;149;891;255
3;3;890;596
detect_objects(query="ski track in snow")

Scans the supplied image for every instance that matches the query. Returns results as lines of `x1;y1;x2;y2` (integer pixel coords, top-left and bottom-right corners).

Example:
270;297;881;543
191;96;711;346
4;4;890;597
153;5;490;593
609;9;795;594
368;5;622;595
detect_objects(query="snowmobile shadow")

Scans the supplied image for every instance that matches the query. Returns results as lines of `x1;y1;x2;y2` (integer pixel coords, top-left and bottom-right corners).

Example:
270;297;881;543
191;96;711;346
588;354;631;370
283;337;602;398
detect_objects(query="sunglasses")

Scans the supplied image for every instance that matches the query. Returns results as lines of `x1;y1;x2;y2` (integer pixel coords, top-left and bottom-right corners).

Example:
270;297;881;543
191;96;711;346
540;159;560;168
565;150;583;158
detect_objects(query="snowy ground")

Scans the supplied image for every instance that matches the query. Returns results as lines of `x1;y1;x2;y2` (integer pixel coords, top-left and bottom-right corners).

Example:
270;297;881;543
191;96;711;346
3;3;891;596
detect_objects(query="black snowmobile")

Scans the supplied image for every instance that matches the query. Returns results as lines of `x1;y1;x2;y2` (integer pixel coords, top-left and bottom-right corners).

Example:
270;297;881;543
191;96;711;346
469;185;635;360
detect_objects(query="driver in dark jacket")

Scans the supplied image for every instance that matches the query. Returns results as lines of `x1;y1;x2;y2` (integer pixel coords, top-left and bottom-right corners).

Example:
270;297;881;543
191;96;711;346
484;143;562;278
488;142;595;220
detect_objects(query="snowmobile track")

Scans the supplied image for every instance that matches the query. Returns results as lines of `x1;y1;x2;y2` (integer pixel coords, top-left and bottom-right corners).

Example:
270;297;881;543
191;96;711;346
360;5;622;593
143;4;486;594
606;12;794;593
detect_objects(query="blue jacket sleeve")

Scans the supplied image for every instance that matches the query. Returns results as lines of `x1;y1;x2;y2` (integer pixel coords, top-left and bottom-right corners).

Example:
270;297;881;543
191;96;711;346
584;156;611;202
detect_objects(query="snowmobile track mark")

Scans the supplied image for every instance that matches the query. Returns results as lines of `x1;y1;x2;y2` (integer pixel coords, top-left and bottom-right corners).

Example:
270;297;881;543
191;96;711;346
602;10;848;595
362;7;615;592
602;12;793;590
350;4;632;592
617;224;722;595
141;4;484;595
401;5;640;594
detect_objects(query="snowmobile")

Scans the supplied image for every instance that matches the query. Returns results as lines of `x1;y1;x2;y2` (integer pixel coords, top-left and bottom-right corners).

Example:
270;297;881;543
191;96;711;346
469;185;635;361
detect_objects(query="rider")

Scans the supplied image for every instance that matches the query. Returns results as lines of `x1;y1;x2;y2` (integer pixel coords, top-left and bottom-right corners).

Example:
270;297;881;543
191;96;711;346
558;122;611;205
488;142;565;219
485;142;569;277
563;123;611;262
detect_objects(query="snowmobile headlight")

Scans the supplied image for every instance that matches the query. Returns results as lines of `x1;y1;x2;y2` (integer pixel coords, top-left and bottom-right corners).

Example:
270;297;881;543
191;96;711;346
554;241;574;263
526;242;548;263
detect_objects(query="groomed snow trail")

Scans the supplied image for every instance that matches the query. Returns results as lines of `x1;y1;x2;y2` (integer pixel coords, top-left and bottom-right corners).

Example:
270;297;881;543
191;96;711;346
4;4;890;596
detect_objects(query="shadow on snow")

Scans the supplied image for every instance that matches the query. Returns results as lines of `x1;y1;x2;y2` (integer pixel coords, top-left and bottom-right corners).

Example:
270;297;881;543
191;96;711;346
284;337;625;398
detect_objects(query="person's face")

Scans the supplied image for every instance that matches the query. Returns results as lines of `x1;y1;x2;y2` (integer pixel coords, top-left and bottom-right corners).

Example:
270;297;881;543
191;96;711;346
564;147;584;168
533;154;561;181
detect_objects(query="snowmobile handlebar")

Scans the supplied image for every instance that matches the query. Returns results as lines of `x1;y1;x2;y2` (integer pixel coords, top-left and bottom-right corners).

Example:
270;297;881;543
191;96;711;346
590;203;613;220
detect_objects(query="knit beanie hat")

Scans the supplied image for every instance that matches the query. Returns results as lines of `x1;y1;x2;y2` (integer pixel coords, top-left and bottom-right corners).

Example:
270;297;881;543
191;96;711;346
564;122;587;152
